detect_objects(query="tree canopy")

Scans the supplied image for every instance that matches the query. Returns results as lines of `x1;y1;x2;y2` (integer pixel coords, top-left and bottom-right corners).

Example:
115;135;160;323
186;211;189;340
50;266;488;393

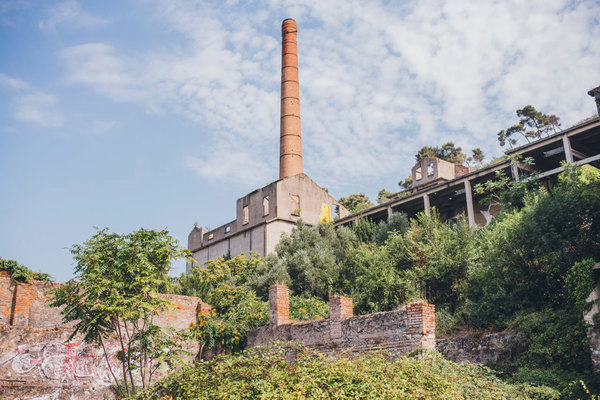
51;228;189;396
338;193;374;214
498;105;561;148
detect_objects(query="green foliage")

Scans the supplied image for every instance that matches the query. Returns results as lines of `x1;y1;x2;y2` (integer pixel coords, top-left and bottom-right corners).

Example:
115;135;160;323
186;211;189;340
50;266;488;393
139;343;560;400
509;309;595;388
497;105;561;148
289;295;329;321
248;222;357;300
0;257;52;283
372;212;410;245
416;142;467;164
350;217;376;243
467;147;485;166
338;192;374;214
173;253;268;355
376;188;395;204
50;228;189;396
385;211;476;312
474;155;540;211
339;242;413;314
398;175;413;190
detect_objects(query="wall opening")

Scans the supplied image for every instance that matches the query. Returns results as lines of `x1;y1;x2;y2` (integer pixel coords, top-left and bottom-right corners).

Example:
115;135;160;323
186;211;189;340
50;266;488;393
263;196;270;216
290;194;300;215
415;166;423;180
427;162;435;176
243;206;249;225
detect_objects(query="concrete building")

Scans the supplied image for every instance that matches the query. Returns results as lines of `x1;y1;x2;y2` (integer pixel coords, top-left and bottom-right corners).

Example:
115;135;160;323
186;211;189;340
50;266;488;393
188;19;348;270
335;95;600;229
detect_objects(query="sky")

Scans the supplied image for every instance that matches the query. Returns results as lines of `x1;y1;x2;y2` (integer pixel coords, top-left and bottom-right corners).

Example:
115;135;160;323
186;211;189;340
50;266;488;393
1;0;599;282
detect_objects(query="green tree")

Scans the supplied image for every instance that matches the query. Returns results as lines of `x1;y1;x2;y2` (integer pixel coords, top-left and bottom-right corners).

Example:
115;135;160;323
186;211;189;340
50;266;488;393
466;148;484;166
377;189;395;204
50;228;189;396
398;175;412;190
338;193;374;214
248;222;357;300
416;142;466;164
497;105;561;148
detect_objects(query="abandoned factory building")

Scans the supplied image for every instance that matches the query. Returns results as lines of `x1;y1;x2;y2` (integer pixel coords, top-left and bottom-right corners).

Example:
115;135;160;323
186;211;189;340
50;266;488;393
187;19;349;270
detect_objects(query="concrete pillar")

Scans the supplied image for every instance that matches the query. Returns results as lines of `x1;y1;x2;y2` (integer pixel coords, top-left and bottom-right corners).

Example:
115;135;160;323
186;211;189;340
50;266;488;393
423;193;430;216
269;284;290;326
511;163;520;181
562;135;574;164
279;18;303;179
464;180;475;227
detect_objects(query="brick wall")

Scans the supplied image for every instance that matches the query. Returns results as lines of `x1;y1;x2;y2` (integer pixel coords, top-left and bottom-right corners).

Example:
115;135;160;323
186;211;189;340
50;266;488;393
0;273;208;399
248;285;436;355
0;273;209;330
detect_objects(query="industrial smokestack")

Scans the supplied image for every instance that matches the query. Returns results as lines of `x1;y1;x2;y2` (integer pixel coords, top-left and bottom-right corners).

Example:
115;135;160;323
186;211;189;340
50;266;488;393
279;18;303;179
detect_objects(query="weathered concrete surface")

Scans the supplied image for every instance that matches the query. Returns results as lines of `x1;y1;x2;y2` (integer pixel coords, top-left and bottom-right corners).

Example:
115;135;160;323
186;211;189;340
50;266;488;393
436;331;525;366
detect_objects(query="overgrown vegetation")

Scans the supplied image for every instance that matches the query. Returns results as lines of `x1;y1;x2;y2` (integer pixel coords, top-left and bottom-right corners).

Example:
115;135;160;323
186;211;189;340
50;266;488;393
153;164;600;396
0;257;52;283
138;342;561;400
51;228;190;397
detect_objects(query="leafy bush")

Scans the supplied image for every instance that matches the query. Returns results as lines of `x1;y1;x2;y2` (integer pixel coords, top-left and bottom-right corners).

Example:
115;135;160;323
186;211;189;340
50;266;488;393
138;343;560;400
0;257;52;283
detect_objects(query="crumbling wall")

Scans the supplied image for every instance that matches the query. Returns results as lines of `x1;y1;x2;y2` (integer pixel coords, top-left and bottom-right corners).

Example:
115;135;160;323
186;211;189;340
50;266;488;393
247;284;436;356
436;331;525;366
0;272;209;399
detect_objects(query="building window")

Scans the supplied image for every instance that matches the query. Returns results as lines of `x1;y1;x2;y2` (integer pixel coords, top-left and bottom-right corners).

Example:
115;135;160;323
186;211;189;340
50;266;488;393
290;194;300;216
225;226;231;233
263;196;269;216
415;166;422;180
208;233;214;240
427;162;435;176
243;206;249;225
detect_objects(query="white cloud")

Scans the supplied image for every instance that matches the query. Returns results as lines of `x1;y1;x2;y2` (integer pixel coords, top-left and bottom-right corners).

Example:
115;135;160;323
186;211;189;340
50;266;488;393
15;92;64;127
58;0;600;192
0;72;29;90
0;72;65;128
39;0;107;32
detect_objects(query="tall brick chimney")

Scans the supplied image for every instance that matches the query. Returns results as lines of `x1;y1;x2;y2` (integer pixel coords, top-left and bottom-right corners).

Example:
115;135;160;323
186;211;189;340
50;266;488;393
279;18;303;179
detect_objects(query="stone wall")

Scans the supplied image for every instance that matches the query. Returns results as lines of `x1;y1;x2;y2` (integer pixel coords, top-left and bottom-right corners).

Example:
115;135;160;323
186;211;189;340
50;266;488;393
0;272;209;399
247;284;436;356
436;331;525;366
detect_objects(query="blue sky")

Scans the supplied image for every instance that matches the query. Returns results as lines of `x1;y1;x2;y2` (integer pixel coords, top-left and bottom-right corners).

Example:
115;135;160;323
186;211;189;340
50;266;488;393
1;0;599;282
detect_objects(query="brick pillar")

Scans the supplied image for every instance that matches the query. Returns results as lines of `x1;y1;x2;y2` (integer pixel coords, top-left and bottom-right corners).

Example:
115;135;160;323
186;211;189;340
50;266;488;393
329;294;353;320
269;284;290;326
406;302;436;350
197;302;212;317
329;294;353;341
0;272;13;326
11;283;37;327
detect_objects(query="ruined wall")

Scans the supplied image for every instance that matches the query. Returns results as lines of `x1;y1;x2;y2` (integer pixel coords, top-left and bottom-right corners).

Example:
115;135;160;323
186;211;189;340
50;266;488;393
436;331;525;366
0;272;208;399
247;284;436;356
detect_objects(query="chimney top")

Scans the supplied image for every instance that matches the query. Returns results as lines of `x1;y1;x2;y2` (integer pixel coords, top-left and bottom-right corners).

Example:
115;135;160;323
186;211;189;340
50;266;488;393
279;17;303;179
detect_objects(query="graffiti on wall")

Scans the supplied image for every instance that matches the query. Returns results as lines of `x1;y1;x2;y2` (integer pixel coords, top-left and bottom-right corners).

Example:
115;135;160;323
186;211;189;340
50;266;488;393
0;341;122;386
